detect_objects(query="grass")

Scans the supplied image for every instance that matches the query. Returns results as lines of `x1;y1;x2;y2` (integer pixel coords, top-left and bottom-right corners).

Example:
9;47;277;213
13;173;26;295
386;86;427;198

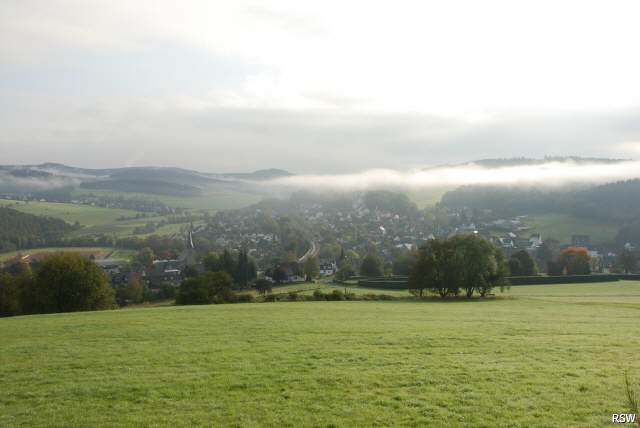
0;200;139;227
525;213;620;245
72;188;263;212
0;247;134;262
1;281;640;426
0;199;197;238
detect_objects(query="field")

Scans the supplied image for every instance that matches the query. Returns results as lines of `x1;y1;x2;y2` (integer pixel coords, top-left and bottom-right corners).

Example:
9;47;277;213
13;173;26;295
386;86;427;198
525;213;620;245
0;200;138;226
0;247;135;262
72;188;263;212
1;282;640;427
0;200;196;238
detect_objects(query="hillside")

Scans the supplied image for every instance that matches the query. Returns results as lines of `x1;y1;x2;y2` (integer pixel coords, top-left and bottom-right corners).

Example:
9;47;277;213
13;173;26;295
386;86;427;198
0;207;75;252
0;163;293;199
441;179;640;222
1;282;639;426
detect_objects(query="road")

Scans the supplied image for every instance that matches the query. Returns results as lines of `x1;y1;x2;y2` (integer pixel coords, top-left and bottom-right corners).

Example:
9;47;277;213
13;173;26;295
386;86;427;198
298;240;319;263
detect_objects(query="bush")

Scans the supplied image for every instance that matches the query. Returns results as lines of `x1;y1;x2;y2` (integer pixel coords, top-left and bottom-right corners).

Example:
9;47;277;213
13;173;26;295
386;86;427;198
313;289;326;300
264;294;280;302
235;293;255;303
326;289;345;301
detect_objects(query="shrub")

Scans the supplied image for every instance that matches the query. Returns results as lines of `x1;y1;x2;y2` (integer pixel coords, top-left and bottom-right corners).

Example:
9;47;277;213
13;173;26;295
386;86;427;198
264;294;279;302
313;289;326;300
235;293;255;303
326;289;345;301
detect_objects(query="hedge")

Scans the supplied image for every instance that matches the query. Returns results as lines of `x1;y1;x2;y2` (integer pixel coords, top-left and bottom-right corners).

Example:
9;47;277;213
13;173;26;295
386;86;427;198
358;274;640;289
508;274;640;285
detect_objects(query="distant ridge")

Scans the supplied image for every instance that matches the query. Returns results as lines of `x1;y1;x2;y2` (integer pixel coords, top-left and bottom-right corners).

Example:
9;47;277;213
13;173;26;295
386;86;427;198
224;169;293;181
463;156;627;168
0;163;294;196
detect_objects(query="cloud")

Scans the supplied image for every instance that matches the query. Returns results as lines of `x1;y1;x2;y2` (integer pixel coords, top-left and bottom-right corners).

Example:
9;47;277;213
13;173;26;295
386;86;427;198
268;160;640;191
1;102;640;173
2;1;640;172
0;172;82;192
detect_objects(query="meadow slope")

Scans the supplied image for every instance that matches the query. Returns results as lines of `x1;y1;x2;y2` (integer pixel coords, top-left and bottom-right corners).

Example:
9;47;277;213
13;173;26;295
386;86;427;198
1;283;640;427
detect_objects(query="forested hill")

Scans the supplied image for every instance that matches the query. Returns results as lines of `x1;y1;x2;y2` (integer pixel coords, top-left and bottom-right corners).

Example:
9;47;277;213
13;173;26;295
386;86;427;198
0;207;74;252
440;179;640;222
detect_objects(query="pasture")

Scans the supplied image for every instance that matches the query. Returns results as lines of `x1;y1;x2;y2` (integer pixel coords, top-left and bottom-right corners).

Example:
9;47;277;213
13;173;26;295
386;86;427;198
0;200;138;226
0;247;134;262
71;188;263;212
0;200;194;238
1;281;639;427
525;213;620;245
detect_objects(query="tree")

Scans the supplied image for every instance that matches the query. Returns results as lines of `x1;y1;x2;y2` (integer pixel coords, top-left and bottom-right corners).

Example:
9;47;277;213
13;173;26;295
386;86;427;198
618;249;637;274
182;265;199;279
176;271;235;305
236;249;249;288
124;274;145;304
0;273;21;317
409;239;461;298
272;266;288;284
547;260;564;276
558;247;591;275
535;243;553;273
509;250;537;276
360;253;383;277
409;235;507;298
23;253;115;314
335;263;356;281
222;249;236;278
392;250;418;276
253;278;272;295
454;234;497;298
203;252;223;272
303;256;320;282
133;247;155;267
247;259;257;282
478;246;508;297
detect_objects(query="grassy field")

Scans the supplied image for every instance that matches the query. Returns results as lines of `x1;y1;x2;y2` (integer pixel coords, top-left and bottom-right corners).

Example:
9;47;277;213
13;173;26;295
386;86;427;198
0;200;138;226
525;213;620;245
1;282;639;427
72;188;263;212
0;247;135;262
0;199;195;238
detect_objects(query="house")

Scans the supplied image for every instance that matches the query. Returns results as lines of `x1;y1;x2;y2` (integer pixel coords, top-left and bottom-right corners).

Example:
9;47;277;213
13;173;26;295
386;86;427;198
319;260;338;276
571;235;591;248
529;233;543;248
146;259;183;287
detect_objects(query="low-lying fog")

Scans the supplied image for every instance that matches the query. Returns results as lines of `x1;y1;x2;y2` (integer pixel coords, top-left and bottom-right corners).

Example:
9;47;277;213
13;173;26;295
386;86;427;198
267;160;640;191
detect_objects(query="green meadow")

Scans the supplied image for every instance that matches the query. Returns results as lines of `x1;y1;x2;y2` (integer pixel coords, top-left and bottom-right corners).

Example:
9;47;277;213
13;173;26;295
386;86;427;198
71;188;263;212
0;247;135;262
1;282;639;427
0;200;138;226
525;213;620;245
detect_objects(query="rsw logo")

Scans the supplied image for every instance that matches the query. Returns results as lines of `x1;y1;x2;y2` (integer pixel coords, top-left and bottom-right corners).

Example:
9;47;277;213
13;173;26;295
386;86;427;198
612;413;637;424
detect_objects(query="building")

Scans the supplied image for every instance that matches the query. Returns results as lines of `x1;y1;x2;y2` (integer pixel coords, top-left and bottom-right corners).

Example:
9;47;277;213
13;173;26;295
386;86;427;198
319;260;337;276
571;235;591;248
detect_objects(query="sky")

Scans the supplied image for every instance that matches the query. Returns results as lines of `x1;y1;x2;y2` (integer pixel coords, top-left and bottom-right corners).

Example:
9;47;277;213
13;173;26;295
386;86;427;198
1;0;640;173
